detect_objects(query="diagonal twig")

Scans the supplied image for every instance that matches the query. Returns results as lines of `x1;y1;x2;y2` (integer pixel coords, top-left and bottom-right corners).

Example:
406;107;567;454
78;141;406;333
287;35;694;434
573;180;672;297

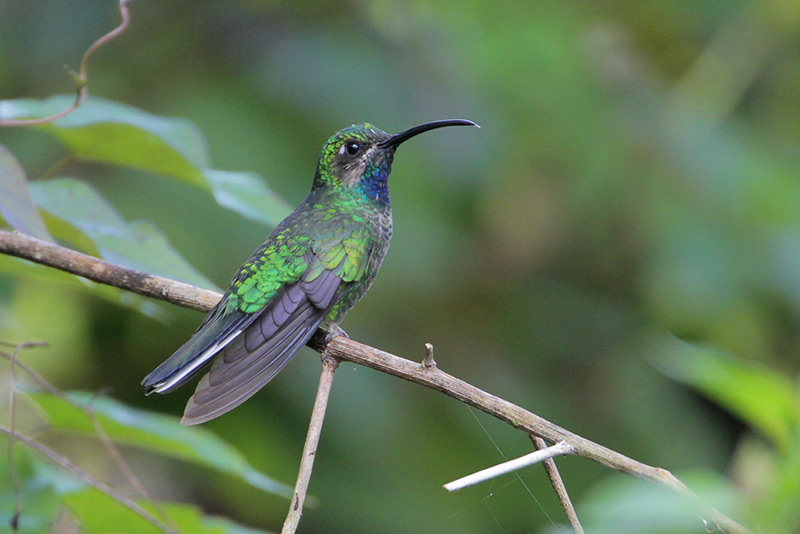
85;390;180;532
1;344;180;532
0;425;176;533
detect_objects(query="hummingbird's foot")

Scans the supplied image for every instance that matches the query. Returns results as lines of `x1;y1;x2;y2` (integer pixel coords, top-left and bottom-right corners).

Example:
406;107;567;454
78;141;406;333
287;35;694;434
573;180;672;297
325;323;349;342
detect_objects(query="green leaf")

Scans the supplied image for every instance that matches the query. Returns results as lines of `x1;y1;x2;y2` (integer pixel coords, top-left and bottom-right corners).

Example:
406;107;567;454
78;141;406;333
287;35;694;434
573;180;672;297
38;209;101;257
29;177;219;290
0;95;209;187
0;144;52;241
1;437;271;533
0;96;292;227
734;435;800;533
62;487;272;534
574;470;742;534
23;390;292;499
650;334;800;449
204;169;292;227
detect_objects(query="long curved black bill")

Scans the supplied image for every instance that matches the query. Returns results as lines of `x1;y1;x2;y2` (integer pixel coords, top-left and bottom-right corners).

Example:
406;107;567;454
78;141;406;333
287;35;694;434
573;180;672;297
379;119;480;149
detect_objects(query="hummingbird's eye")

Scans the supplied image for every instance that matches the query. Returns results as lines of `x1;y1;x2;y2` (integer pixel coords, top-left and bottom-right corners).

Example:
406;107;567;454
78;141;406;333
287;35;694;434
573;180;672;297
344;141;361;156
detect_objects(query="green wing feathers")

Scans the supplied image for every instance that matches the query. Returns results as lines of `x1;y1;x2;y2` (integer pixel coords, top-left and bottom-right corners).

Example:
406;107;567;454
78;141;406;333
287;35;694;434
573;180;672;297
231;230;312;313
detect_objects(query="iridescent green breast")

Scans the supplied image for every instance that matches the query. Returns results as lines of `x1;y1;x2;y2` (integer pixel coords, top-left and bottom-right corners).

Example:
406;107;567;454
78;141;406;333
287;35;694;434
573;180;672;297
325;203;392;323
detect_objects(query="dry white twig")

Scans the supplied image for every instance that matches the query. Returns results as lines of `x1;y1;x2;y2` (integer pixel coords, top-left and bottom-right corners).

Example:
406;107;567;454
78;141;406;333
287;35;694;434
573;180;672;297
444;441;573;492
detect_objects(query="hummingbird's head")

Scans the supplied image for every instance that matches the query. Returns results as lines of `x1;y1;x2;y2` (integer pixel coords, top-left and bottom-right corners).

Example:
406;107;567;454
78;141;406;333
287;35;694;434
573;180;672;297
313;120;479;203
314;123;392;194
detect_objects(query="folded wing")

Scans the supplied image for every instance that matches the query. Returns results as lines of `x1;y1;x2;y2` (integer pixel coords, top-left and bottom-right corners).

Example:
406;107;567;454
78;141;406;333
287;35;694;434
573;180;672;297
180;265;343;425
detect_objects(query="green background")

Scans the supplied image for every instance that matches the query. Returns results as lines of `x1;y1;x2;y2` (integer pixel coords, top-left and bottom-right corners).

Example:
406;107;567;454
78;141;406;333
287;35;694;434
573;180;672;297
1;1;799;532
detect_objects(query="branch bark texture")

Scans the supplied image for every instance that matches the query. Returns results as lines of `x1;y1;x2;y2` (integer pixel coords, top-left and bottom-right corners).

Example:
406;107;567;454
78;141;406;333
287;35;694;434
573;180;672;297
0;229;751;534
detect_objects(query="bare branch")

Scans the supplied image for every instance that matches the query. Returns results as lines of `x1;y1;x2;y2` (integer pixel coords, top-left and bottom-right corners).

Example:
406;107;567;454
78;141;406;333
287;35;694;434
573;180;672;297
282;354;340;534
85;392;179;531
0;229;752;534
0;0;132;127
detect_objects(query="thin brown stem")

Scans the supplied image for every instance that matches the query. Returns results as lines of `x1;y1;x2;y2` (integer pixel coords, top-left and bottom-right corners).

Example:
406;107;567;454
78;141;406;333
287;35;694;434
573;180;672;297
531;435;583;534
85;392;180;532
0;229;752;534
0;0;131;127
0;426;176;533
281;354;340;534
6;342;48;532
1;346;179;532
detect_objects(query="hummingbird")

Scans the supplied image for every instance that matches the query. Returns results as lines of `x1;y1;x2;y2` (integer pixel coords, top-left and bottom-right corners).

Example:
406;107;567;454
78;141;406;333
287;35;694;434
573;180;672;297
143;119;478;425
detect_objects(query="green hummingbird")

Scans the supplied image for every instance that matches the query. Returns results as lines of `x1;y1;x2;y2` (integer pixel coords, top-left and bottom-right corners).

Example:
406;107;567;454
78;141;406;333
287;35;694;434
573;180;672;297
143;119;478;425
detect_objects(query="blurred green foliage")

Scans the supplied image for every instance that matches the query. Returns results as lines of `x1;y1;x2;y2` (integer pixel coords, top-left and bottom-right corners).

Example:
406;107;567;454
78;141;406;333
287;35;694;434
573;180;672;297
1;0;800;532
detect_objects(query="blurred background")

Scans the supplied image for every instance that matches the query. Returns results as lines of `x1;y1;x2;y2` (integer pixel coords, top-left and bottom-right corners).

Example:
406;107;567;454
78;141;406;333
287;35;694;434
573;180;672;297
1;0;799;532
